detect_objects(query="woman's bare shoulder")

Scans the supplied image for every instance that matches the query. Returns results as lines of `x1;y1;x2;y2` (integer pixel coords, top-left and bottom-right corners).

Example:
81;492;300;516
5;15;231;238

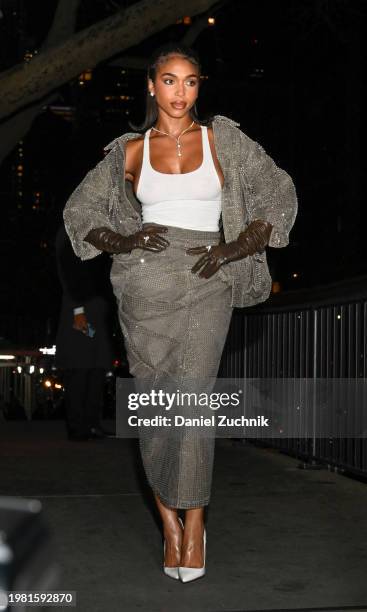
207;125;214;139
125;136;144;157
125;136;144;181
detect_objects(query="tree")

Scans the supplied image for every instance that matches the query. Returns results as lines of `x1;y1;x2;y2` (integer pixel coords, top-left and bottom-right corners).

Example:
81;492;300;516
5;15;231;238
0;0;225;163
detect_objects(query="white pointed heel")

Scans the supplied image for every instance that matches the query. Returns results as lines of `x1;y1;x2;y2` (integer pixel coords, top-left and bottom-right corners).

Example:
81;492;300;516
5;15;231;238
163;517;184;580
179;528;206;583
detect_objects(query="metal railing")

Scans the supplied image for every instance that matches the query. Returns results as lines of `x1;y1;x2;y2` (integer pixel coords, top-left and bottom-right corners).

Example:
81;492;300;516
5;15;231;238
2;277;367;478
0;360;39;420
0;315;57;419
219;274;367;478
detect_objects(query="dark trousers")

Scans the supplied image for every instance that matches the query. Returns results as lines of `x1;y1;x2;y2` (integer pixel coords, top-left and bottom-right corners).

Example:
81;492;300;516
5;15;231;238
63;368;105;434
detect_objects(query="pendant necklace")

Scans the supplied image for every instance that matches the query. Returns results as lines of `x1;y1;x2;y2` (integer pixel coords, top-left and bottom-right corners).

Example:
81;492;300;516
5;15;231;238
151;120;195;157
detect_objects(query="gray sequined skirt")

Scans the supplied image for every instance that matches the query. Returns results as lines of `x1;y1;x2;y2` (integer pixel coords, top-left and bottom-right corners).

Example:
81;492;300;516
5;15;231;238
110;224;233;508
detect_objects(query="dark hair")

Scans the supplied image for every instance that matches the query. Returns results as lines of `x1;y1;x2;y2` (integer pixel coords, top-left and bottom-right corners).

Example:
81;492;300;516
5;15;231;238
128;42;214;133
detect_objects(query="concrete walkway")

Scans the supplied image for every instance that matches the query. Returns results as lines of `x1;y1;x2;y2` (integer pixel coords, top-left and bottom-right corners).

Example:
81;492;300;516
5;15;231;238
1;420;367;612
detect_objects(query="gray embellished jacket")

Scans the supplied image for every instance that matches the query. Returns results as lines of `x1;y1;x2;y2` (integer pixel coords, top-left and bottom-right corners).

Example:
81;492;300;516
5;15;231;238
63;114;297;308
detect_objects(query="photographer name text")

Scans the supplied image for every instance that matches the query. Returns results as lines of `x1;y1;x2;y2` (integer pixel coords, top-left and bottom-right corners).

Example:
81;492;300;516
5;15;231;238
127;415;269;427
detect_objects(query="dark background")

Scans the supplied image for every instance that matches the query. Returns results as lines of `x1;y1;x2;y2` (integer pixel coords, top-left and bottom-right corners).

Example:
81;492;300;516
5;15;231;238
1;0;366;345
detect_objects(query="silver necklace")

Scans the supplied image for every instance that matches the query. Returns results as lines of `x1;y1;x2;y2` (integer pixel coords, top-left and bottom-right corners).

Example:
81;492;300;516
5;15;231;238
151;120;195;157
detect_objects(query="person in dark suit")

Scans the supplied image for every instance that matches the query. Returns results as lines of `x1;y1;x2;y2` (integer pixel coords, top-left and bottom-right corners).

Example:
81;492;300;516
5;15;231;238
55;224;115;441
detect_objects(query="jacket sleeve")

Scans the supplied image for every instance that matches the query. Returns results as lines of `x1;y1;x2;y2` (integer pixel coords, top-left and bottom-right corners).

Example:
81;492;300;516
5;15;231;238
238;131;298;248
63;156;115;260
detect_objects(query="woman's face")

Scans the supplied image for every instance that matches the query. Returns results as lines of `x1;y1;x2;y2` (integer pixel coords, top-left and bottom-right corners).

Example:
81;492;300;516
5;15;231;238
148;55;200;118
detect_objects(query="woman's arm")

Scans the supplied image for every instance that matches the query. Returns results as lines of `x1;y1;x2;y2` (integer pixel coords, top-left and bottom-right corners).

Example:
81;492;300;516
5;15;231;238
84;225;169;254
186;131;297;278
63;150;169;260
63;157;115;261
187;219;274;278
238;131;298;248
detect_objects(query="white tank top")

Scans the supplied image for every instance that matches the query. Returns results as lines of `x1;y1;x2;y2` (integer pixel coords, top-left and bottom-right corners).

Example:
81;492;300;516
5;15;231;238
136;125;222;231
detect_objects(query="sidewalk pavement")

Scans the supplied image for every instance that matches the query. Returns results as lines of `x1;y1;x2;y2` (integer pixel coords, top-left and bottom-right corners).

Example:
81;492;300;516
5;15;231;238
1;420;367;612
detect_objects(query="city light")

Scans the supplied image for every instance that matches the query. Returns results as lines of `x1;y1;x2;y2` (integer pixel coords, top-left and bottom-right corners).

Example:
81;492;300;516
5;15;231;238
0;355;15;360
39;345;56;355
176;16;192;24
104;95;134;101
250;67;265;78
79;69;93;85
44;380;52;388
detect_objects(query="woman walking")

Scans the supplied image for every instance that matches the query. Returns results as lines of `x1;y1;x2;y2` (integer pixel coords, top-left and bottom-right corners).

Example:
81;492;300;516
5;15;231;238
63;42;297;582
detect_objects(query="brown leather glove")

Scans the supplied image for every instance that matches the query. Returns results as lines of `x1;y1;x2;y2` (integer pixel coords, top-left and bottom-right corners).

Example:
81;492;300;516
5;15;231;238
84;224;169;254
187;219;273;279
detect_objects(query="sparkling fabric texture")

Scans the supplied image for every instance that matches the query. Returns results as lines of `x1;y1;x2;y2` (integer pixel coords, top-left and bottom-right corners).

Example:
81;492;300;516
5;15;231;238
63;114;298;309
62;114;298;508
110;224;233;508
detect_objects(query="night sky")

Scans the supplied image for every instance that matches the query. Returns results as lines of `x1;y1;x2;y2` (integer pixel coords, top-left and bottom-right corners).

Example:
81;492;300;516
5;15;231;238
1;0;367;345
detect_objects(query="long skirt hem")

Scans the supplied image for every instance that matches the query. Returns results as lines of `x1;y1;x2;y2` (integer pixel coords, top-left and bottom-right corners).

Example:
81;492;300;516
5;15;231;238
150;482;210;510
